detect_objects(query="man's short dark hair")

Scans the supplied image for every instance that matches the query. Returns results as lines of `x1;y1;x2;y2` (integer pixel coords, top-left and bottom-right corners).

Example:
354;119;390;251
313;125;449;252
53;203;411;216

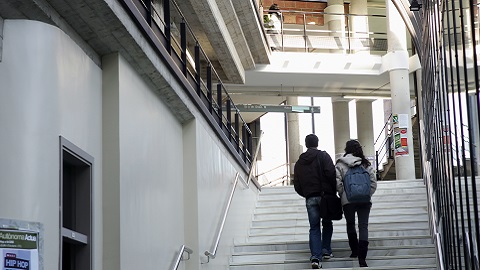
305;134;318;148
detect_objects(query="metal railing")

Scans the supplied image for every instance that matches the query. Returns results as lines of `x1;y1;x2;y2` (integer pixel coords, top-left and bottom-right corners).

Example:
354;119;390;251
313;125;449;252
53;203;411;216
420;1;480;269
262;9;388;54
204;173;242;263
119;0;254;171
374;114;393;178
373;105;419;180
172;245;193;270
204;132;263;262
258;162;290;187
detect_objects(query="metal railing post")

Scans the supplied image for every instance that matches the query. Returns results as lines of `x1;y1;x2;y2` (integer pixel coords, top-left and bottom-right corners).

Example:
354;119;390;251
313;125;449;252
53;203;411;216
180;20;187;75
145;0;152;25
235;112;240;151
164;0;171;53
388;135;393;159
242;125;247;161
217;83;222;126
195;43;201;95
207;64;212;113
226;99;232;141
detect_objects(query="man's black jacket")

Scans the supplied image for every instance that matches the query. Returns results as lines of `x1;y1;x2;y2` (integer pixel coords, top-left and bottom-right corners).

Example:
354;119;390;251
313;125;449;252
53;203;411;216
293;148;336;198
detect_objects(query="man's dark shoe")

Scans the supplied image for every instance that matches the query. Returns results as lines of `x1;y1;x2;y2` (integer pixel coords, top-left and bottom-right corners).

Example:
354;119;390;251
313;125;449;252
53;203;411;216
322;253;334;260
311;258;321;269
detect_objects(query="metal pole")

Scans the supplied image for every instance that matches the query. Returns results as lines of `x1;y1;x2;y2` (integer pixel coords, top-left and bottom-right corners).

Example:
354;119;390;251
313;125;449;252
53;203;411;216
311;97;315;133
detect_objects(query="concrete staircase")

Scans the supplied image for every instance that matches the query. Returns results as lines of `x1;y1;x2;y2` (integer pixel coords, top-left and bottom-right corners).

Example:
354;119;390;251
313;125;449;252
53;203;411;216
230;179;437;269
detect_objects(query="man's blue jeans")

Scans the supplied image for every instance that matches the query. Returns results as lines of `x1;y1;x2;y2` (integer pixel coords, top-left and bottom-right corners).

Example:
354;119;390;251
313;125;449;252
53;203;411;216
306;196;333;261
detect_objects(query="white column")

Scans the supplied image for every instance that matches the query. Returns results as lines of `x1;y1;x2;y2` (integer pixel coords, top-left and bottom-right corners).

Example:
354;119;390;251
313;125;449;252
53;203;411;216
287;96;302;182
356;100;375;160
325;0;345;53
350;0;369;54
386;0;416;179
332;100;351;160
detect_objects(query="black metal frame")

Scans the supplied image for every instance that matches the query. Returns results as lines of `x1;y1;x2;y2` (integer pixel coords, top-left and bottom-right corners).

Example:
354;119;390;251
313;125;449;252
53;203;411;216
118;0;253;171
421;1;480;269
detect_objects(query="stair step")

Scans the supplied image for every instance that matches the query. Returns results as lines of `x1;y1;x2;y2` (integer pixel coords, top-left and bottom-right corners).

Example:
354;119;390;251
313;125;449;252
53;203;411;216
247;229;431;243
257;188;427;202
230;254;436;269
256;193;428;206
253;207;427;220
231;264;436;270
232;244;436;259
255;199;427;211
230;178;436;269
260;180;426;195
250;220;429;235
251;215;428;228
234;235;433;252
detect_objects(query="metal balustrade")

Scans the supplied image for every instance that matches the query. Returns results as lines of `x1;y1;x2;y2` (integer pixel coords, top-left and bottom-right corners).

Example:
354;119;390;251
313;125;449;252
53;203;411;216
119;0;254;170
421;1;480;269
262;9;389;54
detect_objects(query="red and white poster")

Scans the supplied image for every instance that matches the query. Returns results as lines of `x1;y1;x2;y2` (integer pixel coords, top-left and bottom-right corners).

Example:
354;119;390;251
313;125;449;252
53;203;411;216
393;114;409;156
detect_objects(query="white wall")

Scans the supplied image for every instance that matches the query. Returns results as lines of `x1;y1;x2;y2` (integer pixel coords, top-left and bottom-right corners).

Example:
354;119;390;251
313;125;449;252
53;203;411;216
194;120;258;270
0;20;103;269
118;53;186;269
105;54;258;270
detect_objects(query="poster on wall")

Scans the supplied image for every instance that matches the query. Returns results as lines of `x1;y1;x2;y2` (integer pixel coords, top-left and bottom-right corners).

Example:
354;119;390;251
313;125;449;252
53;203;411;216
0;229;39;270
393;114;409;156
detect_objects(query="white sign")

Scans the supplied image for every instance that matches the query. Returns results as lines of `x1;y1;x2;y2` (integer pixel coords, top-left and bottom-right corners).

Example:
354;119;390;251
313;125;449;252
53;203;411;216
0;229;39;270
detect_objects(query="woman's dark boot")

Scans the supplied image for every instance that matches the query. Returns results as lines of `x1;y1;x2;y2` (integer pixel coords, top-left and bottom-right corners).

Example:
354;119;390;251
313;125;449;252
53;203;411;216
358;240;369;267
347;232;358;258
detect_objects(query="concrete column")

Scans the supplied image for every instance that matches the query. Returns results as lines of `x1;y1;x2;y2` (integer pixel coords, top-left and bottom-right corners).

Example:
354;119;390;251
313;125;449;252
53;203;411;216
287;96;302;181
332;100;351;160
349;0;368;54
386;0;415;179
182;120;200;270
350;0;368;38
356;100;375;160
325;0;345;53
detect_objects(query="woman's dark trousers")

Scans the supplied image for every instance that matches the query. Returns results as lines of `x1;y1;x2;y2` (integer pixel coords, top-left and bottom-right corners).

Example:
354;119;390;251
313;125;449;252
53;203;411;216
343;202;371;267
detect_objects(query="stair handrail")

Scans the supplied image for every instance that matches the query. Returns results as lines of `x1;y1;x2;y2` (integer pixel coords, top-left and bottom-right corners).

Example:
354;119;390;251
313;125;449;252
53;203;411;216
204;132;263;262
374;114;392;145
204;173;241;262
247;131;264;188
374;115;394;176
172;245;193;270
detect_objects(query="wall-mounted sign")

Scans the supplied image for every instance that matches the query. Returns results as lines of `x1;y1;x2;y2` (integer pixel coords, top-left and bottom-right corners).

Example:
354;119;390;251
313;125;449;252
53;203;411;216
0;229;39;270
393;114;409;156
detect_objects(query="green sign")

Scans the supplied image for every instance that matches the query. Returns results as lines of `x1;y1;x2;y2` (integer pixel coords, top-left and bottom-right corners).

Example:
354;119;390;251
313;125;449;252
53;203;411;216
0;230;38;249
235;104;321;113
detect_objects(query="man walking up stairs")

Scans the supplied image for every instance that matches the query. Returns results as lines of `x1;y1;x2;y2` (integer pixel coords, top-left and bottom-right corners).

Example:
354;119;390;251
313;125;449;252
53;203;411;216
230;179;437;269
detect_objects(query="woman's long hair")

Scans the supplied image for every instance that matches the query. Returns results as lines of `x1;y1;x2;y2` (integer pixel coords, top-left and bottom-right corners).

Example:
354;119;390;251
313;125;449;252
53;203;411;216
344;139;371;167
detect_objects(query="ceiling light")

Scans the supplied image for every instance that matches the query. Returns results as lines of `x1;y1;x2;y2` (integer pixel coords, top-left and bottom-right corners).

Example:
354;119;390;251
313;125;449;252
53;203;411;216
342;95;391;100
